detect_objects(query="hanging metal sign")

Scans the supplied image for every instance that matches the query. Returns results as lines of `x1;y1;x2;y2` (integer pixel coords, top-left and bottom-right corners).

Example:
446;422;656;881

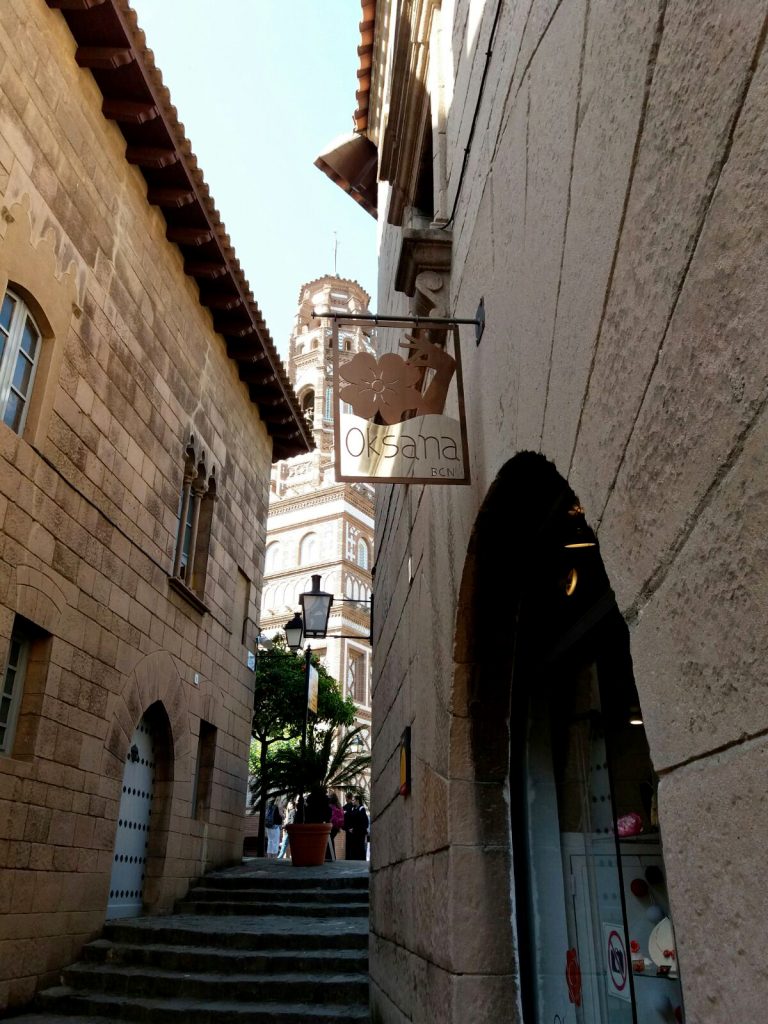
332;315;471;485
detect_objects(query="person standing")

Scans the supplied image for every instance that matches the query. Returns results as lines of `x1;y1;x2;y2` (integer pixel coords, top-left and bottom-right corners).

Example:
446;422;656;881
277;800;295;860
264;797;282;859
329;792;344;860
345;793;369;860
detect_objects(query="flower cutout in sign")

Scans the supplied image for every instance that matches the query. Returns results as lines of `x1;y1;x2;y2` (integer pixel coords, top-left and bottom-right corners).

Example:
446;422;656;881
339;352;422;425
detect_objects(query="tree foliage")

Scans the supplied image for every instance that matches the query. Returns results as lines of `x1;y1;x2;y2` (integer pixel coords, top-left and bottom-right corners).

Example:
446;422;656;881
251;638;355;748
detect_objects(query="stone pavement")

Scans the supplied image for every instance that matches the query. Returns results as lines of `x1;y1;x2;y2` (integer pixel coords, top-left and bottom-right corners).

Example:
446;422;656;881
8;858;371;1023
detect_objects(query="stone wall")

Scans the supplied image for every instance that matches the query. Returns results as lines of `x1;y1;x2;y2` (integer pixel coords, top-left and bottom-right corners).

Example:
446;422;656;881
0;1;271;1009
370;1;768;1022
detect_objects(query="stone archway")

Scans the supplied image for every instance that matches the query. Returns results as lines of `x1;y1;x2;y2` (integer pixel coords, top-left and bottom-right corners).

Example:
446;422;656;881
102;650;192;912
451;452;683;1023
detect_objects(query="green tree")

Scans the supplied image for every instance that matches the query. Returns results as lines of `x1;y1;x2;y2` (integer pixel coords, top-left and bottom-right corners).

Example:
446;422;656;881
250;638;355;850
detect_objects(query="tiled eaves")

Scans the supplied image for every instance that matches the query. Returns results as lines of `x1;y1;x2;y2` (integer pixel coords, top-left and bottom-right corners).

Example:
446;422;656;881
46;0;313;462
354;1;376;133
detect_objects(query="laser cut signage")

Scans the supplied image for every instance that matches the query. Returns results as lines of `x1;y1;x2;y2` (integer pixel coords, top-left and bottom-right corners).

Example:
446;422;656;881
332;318;470;485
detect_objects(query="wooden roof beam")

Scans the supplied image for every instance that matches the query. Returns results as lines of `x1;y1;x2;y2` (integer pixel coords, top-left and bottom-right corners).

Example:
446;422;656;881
75;46;134;69
102;98;158;124
125;146;179;169
184;260;228;280
199;291;240;309
147;187;196;208
48;0;106;9
166;226;214;246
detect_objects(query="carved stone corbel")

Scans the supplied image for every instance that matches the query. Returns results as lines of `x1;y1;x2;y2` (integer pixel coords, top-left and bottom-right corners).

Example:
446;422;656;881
394;226;452;318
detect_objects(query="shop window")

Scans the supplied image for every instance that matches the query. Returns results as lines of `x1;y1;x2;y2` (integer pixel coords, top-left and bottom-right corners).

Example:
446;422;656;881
0;616;50;757
0;289;42;434
171;437;216;604
192;720;217;821
512;596;684;1022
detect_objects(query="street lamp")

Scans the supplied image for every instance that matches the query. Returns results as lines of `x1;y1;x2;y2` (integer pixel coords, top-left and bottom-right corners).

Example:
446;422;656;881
300;574;334;638
283;612;304;651
292;573;373;642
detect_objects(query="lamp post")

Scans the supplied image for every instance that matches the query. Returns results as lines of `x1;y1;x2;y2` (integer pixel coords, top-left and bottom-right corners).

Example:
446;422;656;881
301;646;312;758
283;611;314;756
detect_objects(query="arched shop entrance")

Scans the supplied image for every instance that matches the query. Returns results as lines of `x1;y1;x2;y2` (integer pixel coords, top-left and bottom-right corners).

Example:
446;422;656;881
465;454;684;1024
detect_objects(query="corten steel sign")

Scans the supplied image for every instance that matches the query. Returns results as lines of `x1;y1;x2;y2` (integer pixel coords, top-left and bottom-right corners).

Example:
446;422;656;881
332;317;471;485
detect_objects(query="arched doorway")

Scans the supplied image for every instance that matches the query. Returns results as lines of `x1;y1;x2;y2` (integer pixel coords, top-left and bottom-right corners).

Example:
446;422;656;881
461;454;684;1024
107;701;174;918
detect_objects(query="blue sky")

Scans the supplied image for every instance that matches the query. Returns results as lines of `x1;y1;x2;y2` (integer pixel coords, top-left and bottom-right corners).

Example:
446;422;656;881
131;1;378;358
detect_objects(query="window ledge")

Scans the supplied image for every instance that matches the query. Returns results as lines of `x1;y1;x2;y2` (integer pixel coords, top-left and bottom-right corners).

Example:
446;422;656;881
168;575;209;615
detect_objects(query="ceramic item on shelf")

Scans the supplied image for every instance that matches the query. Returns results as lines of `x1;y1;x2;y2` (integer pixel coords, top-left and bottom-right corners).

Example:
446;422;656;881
617;811;643;837
648;917;678;977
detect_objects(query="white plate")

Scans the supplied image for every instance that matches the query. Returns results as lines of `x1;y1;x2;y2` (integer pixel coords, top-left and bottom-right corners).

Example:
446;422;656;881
648;917;678;976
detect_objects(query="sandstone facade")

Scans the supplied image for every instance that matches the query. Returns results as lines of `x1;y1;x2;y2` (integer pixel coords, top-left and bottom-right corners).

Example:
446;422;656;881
337;1;768;1022
0;0;307;1009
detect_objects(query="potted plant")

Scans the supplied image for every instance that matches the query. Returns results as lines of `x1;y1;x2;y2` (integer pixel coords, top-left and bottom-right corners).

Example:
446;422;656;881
249;640;356;858
269;726;371;866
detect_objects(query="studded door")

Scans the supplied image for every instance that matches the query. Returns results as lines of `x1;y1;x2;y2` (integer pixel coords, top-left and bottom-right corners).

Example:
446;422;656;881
107;715;155;918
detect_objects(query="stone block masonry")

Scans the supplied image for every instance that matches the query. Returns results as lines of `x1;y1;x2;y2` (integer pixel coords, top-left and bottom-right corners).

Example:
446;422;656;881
0;0;279;1011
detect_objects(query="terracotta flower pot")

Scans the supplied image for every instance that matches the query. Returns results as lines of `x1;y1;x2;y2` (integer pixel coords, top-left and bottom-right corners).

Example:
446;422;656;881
285;823;332;867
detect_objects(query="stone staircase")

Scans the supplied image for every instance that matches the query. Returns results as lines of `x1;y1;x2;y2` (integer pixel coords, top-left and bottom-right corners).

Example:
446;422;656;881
14;861;370;1023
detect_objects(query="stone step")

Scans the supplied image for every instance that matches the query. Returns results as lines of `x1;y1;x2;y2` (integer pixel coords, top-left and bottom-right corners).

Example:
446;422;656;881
36;989;370;1023
185;885;369;904
82;938;368;975
102;915;369;951
202;873;369;891
63;963;368;1005
174;899;369;918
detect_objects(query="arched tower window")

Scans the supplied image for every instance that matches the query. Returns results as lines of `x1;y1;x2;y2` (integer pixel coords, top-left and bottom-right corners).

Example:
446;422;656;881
265;542;281;573
299;532;319;565
301;389;315;419
357;539;369;570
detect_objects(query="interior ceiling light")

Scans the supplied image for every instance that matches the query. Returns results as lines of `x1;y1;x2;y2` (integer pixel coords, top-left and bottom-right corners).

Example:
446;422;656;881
564;505;597;549
629;707;644;726
564;568;578;596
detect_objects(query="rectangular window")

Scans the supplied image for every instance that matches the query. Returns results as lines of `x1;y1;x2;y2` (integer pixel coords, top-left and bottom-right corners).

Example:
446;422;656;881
178;489;194;580
0;290;42;435
236;568;251;645
0;616;50;757
0;630;28;754
192;720;217;821
324;386;334;422
171;438;216;609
